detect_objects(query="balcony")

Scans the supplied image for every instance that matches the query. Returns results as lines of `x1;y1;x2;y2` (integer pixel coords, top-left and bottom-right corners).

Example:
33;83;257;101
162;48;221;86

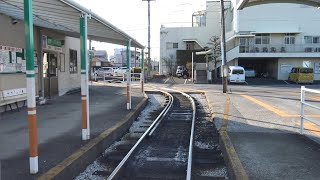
225;44;320;62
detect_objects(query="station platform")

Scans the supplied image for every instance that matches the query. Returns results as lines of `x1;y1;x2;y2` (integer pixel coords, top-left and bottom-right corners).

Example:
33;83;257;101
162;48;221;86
203;85;320;180
0;84;144;179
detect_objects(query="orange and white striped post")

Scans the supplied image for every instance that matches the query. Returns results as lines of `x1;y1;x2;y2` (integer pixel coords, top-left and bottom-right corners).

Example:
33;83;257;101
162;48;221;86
24;0;38;174
80;14;90;140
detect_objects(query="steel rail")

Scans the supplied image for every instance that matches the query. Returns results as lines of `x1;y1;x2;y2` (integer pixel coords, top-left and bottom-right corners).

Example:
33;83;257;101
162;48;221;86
163;88;196;180
107;90;174;180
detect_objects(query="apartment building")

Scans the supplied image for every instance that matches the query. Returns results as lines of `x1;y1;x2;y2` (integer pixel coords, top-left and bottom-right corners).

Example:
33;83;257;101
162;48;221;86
113;48;141;67
160;0;320;80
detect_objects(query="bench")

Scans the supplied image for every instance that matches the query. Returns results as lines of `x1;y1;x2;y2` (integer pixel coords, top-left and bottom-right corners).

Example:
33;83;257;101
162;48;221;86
0;88;27;112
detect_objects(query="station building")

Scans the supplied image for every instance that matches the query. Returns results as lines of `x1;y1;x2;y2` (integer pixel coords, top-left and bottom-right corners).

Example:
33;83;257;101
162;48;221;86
0;14;80;99
0;0;143;112
160;0;320;81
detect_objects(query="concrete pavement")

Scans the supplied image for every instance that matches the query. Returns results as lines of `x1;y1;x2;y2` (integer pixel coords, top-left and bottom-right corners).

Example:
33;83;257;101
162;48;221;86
203;85;320;180
0;84;144;180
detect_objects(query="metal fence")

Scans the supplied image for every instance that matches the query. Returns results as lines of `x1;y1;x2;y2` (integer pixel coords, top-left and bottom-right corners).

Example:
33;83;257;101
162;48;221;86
300;86;320;134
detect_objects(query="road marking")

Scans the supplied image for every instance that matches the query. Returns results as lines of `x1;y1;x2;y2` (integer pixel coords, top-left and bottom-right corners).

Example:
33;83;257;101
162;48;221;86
164;77;170;84
184;79;187;84
283;80;289;84
306;95;320;101
240;95;320;118
296;121;320;136
220;96;230;131
244;81;249;85
241;95;288;117
218;96;248;180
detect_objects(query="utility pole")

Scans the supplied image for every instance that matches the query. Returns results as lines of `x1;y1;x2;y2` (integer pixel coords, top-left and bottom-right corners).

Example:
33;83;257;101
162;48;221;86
220;0;228;93
142;0;155;78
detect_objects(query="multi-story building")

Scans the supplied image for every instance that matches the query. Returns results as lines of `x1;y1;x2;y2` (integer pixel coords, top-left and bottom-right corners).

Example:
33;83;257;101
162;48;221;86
113;48;141;67
160;0;320;80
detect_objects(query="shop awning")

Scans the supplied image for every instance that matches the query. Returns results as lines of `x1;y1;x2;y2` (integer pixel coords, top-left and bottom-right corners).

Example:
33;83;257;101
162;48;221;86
182;39;203;48
226;34;255;42
195;49;212;55
0;0;144;48
237;0;320;10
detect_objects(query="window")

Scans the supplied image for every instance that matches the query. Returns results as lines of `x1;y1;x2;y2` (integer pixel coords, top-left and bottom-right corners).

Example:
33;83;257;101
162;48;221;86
232;70;244;74
304;36;320;44
69;49;77;73
255;34;270;44
284;33;295;44
313;37;320;44
192;11;206;27
186;42;195;50
304;36;312;44
300;68;313;73
166;42;178;49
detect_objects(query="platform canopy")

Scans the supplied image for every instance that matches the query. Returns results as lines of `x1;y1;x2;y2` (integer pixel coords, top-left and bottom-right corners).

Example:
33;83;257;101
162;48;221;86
0;0;144;48
237;0;320;10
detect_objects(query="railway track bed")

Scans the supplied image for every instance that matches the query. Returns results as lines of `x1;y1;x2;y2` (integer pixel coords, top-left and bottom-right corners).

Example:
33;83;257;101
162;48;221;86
76;90;228;180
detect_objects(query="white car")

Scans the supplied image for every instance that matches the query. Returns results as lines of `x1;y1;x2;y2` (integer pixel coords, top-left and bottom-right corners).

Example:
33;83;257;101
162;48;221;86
228;66;246;83
114;67;128;76
94;67;113;80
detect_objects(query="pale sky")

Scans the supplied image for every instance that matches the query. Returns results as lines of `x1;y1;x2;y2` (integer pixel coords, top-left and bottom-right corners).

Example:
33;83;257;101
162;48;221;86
74;0;207;60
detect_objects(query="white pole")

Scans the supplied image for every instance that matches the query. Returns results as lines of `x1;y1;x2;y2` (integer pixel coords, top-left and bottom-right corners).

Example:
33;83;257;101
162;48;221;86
300;86;305;134
85;14;90;139
129;41;132;109
192;52;194;82
126;39;132;110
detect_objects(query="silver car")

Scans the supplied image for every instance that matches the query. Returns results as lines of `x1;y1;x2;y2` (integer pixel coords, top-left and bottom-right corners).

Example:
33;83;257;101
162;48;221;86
245;69;256;78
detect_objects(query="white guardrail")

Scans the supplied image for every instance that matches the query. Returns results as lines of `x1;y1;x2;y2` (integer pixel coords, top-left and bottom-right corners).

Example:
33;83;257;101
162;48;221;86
122;73;142;82
300;86;320;134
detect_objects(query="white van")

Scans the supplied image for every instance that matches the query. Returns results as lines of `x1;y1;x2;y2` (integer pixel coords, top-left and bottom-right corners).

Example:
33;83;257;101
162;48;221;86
228;66;246;83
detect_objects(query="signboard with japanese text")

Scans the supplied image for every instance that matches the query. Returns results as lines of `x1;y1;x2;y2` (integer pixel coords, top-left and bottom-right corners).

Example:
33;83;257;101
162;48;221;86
0;45;24;73
42;35;64;52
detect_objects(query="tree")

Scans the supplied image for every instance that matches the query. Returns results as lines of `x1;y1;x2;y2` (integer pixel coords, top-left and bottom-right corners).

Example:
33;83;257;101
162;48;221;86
161;54;176;76
207;36;221;81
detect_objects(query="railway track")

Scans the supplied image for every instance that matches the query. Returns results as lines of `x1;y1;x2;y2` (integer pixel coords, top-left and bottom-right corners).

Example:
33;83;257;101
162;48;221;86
77;90;227;180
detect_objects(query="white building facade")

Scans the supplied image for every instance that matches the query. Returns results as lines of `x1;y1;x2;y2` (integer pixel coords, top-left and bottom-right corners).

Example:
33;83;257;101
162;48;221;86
160;0;320;80
114;48;142;67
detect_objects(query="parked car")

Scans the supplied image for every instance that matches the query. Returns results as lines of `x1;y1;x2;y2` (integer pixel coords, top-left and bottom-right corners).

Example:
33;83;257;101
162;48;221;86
114;67;127;76
181;69;189;79
228;66;246;83
245;68;256;78
94;67;113;80
288;67;314;84
176;66;186;77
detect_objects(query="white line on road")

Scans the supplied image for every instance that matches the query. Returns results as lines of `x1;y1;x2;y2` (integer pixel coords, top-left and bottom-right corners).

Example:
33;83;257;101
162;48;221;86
184;79;187;84
283;80;289;84
164;77;170;84
245;81;249;85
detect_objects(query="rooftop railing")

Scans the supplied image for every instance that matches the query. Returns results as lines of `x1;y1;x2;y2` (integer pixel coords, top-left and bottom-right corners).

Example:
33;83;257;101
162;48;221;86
239;44;320;53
